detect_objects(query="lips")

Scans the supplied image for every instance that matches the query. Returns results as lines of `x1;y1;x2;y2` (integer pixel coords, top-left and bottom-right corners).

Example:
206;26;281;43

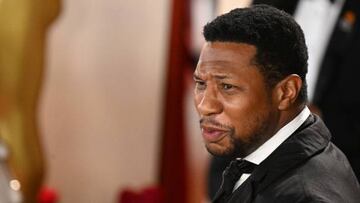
201;126;229;142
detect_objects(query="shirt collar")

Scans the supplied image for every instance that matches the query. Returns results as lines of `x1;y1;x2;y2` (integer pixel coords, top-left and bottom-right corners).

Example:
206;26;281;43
242;106;311;165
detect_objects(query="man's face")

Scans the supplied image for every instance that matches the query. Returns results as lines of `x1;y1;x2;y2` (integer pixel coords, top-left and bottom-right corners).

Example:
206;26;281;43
193;42;279;158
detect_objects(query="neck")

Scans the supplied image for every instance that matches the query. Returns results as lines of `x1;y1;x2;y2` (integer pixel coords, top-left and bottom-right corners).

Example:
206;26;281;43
277;103;306;132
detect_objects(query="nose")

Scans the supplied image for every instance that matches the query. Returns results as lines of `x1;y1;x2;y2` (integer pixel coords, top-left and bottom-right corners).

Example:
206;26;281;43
196;87;223;117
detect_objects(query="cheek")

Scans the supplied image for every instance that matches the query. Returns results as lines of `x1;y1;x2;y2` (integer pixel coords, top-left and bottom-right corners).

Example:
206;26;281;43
229;108;255;135
193;93;202;110
224;97;270;137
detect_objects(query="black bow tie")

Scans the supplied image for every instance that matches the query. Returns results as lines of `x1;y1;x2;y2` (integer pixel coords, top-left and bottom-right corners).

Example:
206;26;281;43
214;159;257;203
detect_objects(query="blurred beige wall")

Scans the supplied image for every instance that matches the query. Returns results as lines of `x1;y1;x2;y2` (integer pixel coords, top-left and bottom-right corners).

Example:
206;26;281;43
216;0;252;14
39;0;169;202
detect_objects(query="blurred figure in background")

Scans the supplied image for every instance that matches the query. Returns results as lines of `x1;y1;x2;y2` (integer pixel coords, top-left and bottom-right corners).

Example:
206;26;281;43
0;0;60;202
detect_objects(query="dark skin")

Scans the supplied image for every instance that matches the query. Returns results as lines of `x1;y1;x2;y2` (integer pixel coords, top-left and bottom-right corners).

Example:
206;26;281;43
193;42;305;158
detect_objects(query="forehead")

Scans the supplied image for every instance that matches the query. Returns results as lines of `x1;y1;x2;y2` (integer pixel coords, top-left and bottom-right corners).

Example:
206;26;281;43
196;42;258;75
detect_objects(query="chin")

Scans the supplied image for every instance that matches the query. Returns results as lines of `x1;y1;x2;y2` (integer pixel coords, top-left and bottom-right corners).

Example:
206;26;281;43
205;142;236;158
206;139;253;158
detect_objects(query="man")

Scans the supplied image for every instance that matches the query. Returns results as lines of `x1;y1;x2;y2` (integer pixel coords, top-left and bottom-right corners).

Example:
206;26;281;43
193;5;360;202
209;1;360;198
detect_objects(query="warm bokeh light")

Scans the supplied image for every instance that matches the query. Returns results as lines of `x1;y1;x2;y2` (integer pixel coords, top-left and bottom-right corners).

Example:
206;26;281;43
9;179;21;191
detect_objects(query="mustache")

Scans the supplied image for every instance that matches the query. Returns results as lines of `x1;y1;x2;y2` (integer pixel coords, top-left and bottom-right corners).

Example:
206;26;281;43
199;117;232;130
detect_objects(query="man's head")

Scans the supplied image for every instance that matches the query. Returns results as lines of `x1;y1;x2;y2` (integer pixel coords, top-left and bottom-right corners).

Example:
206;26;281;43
193;5;308;158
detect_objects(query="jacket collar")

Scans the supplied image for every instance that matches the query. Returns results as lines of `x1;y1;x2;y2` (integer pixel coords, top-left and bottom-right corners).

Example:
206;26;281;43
229;114;331;201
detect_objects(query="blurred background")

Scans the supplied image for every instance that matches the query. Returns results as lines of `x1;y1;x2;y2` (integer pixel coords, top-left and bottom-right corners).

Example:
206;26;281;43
1;0;359;202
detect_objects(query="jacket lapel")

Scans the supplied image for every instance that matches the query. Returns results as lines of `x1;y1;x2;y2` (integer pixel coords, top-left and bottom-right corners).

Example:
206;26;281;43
227;114;331;202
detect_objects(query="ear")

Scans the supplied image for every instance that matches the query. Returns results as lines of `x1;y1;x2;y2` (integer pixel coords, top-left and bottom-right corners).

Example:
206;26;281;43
273;74;302;110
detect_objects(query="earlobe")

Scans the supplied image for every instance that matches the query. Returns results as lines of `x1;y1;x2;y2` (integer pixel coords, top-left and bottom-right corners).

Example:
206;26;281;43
275;74;302;110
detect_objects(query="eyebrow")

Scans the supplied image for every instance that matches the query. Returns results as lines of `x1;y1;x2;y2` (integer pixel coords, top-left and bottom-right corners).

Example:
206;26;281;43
193;74;201;80
193;73;232;80
214;75;230;79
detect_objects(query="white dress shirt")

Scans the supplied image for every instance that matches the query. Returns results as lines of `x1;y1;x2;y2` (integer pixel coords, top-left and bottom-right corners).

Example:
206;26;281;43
233;107;311;191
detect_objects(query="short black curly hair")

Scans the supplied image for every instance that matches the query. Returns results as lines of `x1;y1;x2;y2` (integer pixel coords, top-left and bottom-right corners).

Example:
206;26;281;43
203;4;308;102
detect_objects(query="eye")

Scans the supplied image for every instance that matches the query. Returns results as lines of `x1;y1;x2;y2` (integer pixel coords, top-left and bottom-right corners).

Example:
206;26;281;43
222;83;234;90
195;80;206;90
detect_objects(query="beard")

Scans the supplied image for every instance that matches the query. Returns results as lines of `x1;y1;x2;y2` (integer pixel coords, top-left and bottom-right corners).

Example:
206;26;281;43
204;108;277;159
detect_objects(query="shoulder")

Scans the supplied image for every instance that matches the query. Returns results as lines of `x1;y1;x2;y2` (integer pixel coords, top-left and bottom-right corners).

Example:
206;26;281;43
255;171;325;202
256;142;360;202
